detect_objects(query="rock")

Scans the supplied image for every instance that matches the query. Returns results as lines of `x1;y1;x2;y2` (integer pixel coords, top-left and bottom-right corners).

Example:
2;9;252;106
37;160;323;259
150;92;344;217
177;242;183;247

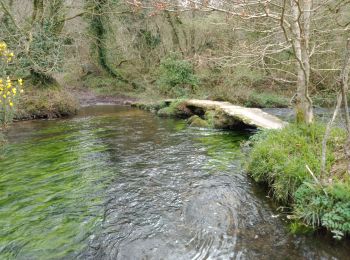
204;110;242;129
157;107;174;117
187;115;209;128
157;100;193;118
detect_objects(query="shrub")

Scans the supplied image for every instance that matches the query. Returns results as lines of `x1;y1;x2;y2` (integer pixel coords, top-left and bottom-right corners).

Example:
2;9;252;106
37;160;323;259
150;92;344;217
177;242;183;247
157;53;198;97
0;42;24;126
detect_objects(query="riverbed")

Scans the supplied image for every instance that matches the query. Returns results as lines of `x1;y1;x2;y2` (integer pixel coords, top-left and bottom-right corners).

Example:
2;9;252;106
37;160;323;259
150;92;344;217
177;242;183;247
0;106;349;259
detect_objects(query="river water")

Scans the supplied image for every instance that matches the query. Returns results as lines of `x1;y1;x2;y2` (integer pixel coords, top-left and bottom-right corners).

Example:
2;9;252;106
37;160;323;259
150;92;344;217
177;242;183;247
0;106;349;259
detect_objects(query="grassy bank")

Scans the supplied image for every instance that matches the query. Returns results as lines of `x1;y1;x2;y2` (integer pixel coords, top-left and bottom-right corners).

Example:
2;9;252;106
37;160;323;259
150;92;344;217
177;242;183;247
15;86;79;120
247;123;350;239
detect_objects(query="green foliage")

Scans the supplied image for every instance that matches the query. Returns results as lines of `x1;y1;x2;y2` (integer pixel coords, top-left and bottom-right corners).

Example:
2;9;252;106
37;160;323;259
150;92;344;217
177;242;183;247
248;123;349;239
289;221;314;235
157;53;199;97
294;182;350;239
248;123;344;203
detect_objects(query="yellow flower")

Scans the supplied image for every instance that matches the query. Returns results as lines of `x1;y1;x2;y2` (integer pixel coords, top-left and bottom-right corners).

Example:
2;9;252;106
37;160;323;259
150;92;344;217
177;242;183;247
3;94;6;98
12;88;16;94
18;78;23;86
0;42;7;50
9;101;13;107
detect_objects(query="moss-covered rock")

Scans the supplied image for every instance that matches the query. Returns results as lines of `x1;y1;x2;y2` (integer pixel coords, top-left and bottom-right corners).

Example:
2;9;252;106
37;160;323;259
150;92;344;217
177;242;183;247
156;100;192;118
132;101;167;113
204;110;216;127
204;110;247;129
187;115;209;128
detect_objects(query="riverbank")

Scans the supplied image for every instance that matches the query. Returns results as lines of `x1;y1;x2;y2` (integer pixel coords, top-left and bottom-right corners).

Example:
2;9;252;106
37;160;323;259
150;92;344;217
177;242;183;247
14;86;78;120
11;85;138;122
247;123;350;239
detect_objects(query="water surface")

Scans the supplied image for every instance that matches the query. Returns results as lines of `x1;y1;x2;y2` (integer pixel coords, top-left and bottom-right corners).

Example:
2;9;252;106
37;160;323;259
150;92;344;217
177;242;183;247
0;106;349;259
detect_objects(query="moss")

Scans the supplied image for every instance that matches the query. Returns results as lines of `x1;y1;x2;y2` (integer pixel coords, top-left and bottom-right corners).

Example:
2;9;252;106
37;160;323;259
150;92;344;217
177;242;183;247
15;87;79;120
204;110;216;127
187;115;209;128
132;101;167;113
204;110;250;129
156;100;192;118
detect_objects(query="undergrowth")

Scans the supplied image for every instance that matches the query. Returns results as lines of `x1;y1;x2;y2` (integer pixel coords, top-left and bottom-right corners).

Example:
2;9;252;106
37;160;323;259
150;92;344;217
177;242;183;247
247;123;349;239
15;86;78;120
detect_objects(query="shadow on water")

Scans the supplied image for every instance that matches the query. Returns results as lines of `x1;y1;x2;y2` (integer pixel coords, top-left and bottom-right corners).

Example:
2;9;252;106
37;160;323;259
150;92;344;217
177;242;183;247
0;105;349;259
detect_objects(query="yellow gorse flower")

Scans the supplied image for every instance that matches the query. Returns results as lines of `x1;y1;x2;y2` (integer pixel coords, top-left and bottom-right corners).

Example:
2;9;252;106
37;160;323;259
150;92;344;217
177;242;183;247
0;42;15;63
0;42;23;125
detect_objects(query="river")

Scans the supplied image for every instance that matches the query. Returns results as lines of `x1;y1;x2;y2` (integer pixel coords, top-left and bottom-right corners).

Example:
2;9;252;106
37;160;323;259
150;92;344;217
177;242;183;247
0;106;349;259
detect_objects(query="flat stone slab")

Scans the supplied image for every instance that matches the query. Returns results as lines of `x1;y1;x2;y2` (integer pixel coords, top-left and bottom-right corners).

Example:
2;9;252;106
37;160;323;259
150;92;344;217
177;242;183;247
184;99;287;129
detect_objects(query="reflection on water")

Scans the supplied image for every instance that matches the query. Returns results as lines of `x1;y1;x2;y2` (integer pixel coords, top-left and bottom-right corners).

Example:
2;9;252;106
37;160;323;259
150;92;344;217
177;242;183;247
0;106;349;259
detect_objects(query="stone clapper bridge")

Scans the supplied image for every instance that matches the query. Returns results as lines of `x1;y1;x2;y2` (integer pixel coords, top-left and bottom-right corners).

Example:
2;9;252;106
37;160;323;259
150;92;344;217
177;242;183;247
148;99;287;130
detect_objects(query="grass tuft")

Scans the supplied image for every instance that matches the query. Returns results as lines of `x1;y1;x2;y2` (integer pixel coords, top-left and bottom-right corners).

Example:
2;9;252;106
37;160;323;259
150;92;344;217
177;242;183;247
247;123;350;239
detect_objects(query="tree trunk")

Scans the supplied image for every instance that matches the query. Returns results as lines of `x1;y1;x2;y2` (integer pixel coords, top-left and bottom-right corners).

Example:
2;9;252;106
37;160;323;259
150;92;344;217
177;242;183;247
290;0;314;124
90;0;130;84
340;38;350;133
340;38;350;174
165;10;184;55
